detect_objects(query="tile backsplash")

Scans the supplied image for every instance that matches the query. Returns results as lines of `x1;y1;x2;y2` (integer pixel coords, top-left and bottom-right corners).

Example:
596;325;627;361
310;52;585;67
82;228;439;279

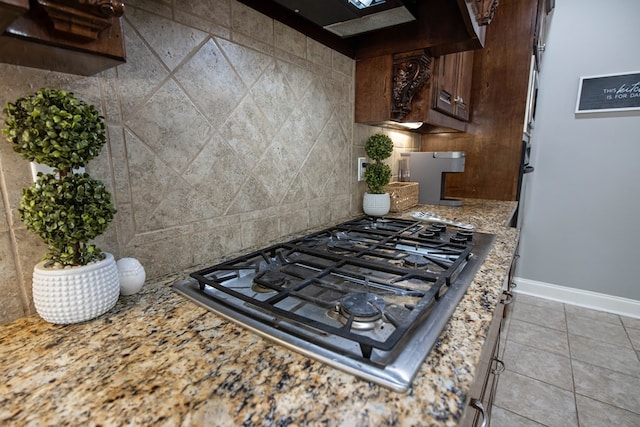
0;0;419;323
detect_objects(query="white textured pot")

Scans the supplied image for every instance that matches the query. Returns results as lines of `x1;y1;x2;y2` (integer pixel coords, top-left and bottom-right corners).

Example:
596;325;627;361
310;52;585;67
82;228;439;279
363;192;391;217
32;252;120;324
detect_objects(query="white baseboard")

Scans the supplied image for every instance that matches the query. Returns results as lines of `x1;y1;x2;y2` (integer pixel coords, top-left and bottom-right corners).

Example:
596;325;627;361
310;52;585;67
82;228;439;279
512;277;640;319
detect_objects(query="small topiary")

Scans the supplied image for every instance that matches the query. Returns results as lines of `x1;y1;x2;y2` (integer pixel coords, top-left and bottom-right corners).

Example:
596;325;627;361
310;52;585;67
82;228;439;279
364;133;394;194
2;88;116;266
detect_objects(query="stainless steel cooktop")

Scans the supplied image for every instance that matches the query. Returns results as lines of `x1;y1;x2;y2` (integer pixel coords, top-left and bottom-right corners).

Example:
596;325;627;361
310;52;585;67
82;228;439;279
173;216;495;392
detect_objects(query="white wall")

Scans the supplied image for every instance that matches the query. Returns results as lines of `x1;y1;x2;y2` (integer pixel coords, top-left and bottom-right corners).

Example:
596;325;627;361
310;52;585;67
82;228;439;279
516;0;640;301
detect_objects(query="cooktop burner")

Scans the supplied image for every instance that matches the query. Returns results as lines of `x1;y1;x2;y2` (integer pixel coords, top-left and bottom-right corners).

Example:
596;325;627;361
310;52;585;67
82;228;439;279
173;215;495;392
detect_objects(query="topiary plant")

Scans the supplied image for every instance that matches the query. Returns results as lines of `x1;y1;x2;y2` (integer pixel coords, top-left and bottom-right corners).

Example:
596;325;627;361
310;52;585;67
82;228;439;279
2;88;116;266
364;133;393;194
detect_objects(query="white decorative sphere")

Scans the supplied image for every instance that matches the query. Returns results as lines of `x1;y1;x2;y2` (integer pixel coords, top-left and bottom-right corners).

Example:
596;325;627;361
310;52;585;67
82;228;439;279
116;257;146;295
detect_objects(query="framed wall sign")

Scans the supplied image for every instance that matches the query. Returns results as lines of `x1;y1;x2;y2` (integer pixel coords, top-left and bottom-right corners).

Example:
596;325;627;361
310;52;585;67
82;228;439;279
575;71;640;113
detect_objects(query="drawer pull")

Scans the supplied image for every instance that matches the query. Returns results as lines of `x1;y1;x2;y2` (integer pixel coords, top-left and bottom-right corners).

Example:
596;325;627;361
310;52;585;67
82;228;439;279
492;358;505;375
502;291;514;305
469;399;487;427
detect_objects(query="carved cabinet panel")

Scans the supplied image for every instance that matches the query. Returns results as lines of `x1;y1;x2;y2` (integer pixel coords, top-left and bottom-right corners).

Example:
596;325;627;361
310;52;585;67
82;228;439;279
355;49;470;133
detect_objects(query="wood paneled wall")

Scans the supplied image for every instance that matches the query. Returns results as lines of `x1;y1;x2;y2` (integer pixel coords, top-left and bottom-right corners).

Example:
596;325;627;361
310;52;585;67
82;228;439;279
420;0;539;201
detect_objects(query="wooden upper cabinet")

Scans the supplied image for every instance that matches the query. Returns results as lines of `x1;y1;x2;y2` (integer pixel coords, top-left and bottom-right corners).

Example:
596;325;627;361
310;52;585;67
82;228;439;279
0;0;125;75
433;50;474;121
353;0;498;133
355;0;499;59
355;49;471;133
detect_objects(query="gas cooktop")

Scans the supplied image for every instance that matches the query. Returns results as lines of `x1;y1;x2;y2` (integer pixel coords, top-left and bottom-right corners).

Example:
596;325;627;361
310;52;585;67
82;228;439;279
173;216;495;392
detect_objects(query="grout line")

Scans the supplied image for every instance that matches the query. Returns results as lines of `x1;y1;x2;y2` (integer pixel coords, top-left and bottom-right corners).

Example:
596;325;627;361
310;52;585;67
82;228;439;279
565;302;582;427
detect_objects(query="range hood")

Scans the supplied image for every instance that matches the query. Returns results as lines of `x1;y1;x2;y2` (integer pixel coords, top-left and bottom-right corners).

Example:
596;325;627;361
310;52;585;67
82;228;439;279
237;0;492;59
271;0;418;37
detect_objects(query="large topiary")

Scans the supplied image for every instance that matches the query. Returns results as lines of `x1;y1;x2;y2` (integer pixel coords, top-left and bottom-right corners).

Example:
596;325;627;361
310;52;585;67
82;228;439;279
364;133;393;194
3;88;116;266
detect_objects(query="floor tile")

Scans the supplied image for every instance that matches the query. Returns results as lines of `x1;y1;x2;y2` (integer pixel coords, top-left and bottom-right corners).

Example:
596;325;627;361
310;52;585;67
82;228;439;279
491;405;546;427
625;327;640;351
496;296;640;427
511;301;567;331
572;360;640;414
502;340;573;390
566;312;632;348
507;318;570;357
515;293;565;311
564;304;622;326
621;316;640;330
494;370;578;427
569;334;640;377
575;394;640;427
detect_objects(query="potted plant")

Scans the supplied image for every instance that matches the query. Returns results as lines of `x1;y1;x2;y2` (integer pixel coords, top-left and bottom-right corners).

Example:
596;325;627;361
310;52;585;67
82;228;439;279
363;133;393;216
2;88;119;324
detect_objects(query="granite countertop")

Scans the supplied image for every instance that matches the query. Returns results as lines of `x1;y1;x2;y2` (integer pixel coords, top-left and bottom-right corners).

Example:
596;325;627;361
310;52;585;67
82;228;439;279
0;199;518;427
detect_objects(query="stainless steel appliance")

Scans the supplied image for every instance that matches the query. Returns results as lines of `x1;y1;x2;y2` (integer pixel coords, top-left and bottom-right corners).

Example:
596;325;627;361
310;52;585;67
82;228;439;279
173;216;495;392
401;151;466;206
515;55;537;226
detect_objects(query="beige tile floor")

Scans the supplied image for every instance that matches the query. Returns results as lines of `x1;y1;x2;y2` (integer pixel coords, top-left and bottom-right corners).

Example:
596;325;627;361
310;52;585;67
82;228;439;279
492;293;640;427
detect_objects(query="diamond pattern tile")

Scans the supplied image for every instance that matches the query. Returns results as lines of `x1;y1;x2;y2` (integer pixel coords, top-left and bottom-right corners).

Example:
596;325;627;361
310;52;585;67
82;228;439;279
117;20;169;118
127;8;208;71
175;39;248;129
218;38;273;88
126;79;213;173
250;62;297;129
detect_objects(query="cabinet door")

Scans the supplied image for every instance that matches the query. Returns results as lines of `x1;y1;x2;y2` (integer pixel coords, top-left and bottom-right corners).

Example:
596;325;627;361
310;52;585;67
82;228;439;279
433;53;459;117
454;50;474;121
433;50;474;121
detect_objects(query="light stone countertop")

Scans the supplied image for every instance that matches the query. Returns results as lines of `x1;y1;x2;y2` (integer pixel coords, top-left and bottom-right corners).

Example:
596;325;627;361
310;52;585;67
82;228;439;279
0;199;518;427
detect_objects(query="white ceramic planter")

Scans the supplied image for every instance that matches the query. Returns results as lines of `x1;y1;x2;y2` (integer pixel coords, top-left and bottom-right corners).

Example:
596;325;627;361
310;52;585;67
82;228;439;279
363;192;391;217
32;252;120;324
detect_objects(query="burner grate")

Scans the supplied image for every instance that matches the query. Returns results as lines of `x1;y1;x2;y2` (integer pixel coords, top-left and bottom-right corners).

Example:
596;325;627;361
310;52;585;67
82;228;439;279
188;216;473;359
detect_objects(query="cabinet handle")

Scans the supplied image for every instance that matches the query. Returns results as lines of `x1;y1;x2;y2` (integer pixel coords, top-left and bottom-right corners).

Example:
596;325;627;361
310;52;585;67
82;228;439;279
538;43;546;52
509;280;517;290
454;95;465;105
502;291;514;305
469;399;487;427
492;358;505;375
